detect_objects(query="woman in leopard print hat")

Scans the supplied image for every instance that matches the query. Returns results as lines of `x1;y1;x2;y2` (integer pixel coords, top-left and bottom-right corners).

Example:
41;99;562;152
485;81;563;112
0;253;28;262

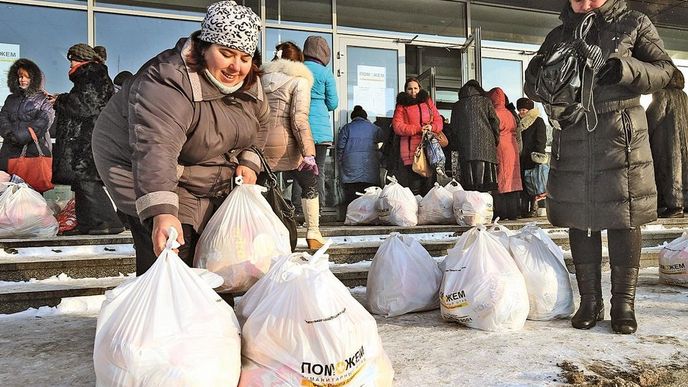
93;1;270;295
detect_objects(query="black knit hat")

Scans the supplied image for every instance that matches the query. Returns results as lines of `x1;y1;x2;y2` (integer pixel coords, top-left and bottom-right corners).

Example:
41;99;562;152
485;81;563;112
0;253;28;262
351;105;367;120
516;97;534;110
67;43;105;63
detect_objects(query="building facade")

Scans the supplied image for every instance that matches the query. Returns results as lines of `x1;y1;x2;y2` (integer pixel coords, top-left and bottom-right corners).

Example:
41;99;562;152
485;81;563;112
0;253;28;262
1;0;687;206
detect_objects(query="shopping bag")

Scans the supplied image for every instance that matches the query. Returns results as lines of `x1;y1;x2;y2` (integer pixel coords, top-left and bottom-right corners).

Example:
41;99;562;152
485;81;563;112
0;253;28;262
412;141;431;177
418;182;454;225
94;227;242;387
376;176;418;226
424;130;446;166
509;224;574;320
237;243;394;386
367;233;442;317
0;183;58;238
659;232;688;287
440;226;529;331
524;164;550;196
345;186;382;225
56;198;77;234
453;190;493;226
444;179;463;194
7;127;54;193
194;180;291;293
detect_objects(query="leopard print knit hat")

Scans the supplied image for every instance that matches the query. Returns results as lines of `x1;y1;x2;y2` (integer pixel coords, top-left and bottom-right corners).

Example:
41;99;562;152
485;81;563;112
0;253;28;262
199;1;261;55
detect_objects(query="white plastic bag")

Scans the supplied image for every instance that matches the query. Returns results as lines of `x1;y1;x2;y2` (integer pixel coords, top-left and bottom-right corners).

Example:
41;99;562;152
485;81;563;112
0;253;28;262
453;190;493;226
0;183;58;238
194;182;291;293
345;186;382;225
440;226;529;331
444;179;464;194
237;244;394;387
376;176;418;227
418;183;455;225
488;220;515;249
659;232;688;287
509;224;574;320
94;228;242;387
367;233;442;317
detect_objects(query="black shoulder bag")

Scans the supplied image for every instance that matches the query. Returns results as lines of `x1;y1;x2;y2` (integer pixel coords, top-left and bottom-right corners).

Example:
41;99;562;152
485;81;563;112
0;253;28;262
252;147;298;252
534;11;599;131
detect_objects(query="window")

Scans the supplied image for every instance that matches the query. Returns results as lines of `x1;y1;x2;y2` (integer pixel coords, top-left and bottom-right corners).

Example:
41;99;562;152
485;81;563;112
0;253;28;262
471;4;560;45
266;29;332;68
95;0;259;18
481;57;523;103
338;0;466;38
0;3;87;101
266;0;332;28
95;13;199;78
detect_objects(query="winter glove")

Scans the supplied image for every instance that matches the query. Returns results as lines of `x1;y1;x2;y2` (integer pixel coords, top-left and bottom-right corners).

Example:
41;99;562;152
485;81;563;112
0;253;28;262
596;58;623;86
298;156;319;175
572;39;605;72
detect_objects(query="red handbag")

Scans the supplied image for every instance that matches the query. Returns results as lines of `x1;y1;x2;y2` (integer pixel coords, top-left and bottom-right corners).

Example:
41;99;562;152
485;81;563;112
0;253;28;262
7;127;54;193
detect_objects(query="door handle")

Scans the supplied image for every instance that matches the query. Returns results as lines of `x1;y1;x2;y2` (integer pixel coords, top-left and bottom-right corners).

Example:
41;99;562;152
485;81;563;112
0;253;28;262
337;69;344;77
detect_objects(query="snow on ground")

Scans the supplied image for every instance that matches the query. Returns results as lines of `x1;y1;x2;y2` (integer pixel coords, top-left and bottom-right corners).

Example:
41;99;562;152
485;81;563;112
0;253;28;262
0;268;686;386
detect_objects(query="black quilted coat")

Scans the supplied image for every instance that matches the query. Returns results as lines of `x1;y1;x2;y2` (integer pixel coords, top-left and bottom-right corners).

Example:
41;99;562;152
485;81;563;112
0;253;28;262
524;0;673;231
450;80;500;164
0;59;54;171
53;62;114;183
647;69;688;209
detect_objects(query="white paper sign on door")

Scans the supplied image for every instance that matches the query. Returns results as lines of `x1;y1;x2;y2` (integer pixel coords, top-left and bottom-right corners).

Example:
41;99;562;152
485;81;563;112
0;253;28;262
355;65;387;117
0;43;21;104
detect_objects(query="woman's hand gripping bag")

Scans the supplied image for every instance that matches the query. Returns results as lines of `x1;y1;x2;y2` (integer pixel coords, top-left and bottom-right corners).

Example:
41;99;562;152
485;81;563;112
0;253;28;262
194;182;291;293
237;243;394;387
418;183;455;225
93;228;242;387
345;186;382;225
367;233;442;317
453;190;493;226
509;224;574;320
376;176;418;227
0;183;58;238
440;226;529;331
659;232;688;287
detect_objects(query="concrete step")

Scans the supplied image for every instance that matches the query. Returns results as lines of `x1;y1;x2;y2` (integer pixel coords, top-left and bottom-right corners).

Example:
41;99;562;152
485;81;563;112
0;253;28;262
0;263;367;315
1;227;681;282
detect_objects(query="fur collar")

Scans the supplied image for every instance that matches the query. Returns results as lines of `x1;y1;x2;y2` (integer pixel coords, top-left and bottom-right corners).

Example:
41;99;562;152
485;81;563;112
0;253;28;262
8;58;43;96
261;59;314;87
518;108;541;130
396;89;429;106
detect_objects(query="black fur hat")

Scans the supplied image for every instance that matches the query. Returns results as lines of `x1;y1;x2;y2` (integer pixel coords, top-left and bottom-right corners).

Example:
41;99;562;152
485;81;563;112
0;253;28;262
7;58;43;95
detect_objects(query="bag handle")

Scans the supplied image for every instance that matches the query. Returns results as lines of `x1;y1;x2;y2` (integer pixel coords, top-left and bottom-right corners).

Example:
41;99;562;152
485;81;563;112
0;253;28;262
19;127;45;158
250;146;278;188
575;12;596;41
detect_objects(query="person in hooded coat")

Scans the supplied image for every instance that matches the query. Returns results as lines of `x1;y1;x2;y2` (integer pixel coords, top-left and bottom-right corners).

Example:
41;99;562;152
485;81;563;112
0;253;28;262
525;0;673;334
337;105;383;205
488;87;522;220
292;35;338;211
392;77;443;196
261;41;325;249
52;44;124;235
0;59;54;175
451;79;500;192
647;67;688;218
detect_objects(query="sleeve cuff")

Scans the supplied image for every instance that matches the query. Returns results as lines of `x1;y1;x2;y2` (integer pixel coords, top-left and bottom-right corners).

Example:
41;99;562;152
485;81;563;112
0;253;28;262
238;150;262;173
136;191;179;222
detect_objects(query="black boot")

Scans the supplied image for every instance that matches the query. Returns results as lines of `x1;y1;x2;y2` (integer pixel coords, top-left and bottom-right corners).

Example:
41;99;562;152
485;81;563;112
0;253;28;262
571;263;604;329
610;266;639;334
525;198;538;218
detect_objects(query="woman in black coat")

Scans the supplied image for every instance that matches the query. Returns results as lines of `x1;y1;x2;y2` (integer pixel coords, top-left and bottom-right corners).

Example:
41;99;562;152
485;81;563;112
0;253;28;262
450;80;500;192
647;68;688;218
516;97;547;217
52;44;123;235
0;59;54;176
525;0;673;334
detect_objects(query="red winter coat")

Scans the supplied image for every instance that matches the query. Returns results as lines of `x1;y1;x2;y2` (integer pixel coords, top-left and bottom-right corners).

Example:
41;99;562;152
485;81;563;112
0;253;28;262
392;90;443;166
488;88;522;193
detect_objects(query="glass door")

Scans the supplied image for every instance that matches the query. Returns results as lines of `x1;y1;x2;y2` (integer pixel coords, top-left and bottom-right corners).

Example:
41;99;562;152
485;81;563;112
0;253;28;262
335;36;405;128
461;26;482;84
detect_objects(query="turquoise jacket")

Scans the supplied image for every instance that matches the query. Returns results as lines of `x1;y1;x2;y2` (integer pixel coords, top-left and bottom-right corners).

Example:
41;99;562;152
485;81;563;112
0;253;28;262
305;60;338;144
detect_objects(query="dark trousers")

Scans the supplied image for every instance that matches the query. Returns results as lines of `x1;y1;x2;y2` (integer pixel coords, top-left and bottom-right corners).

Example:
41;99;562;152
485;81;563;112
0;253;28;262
493;191;521;220
569;228;642;268
396;164;433;197
292;144;329;209
284;168;319;199
342;182;372;206
126;214;200;275
73;180;124;233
